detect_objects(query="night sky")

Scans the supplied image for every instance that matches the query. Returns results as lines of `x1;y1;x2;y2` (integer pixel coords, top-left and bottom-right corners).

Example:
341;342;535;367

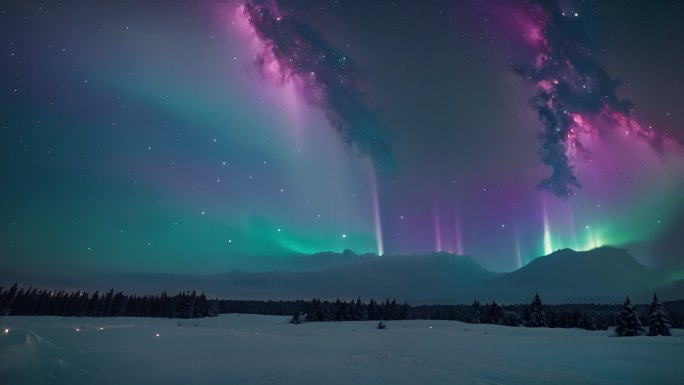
2;0;683;279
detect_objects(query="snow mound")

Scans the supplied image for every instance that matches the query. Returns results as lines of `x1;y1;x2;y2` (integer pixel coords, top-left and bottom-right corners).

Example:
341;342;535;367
0;329;59;370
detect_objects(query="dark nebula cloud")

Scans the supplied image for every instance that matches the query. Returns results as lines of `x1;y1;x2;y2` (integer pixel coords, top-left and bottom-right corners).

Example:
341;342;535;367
514;0;665;198
241;0;396;173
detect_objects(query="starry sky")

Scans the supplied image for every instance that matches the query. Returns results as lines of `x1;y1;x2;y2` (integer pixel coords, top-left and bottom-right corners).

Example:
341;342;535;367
2;0;683;279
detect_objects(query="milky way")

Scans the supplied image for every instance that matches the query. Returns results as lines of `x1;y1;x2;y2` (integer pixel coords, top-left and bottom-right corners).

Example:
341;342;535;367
514;0;669;198
239;1;396;174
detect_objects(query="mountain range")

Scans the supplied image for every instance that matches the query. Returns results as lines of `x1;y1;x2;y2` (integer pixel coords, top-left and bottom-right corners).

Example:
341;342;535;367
9;246;679;305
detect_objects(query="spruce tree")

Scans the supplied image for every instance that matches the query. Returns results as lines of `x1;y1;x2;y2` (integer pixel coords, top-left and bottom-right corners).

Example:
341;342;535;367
471;300;481;324
524;293;549;327
647;293;671;336
615;296;645;337
487;301;503;324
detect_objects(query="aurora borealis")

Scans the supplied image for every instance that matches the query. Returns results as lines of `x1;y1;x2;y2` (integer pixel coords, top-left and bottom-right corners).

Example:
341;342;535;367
1;0;683;280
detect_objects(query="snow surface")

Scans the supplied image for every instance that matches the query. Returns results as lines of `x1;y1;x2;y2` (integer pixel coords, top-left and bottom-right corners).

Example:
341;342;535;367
1;314;682;385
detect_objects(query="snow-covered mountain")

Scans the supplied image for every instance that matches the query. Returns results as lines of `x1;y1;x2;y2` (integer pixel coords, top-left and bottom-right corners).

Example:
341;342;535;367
3;247;681;304
189;246;678;304
496;247;663;303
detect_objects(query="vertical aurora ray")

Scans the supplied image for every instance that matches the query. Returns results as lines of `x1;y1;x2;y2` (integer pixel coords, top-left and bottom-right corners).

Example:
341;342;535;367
369;166;384;256
542;195;554;255
454;209;464;255
514;226;523;269
566;202;579;251
433;207;443;252
229;0;399;257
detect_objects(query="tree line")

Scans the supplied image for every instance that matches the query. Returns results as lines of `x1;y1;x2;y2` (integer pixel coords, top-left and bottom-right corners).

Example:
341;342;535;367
0;284;216;318
215;293;679;336
0;284;678;336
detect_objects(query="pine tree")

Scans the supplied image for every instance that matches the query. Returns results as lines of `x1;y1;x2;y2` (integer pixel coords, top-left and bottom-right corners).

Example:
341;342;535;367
647;293;671;336
524;293;549;327
470;300;481;324
0;284;18;316
615;296;645;337
486;301;503;324
580;313;597;331
290;311;301;324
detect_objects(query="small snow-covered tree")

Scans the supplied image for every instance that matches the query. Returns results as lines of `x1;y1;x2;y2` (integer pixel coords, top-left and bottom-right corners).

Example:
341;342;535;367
648;293;671;336
486;301;503;324
615;296;645;337
524;293;549;327
579;314;597;331
470;300;481;324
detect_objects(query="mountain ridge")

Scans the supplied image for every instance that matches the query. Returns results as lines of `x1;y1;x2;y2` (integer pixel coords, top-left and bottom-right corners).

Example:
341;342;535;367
2;246;679;305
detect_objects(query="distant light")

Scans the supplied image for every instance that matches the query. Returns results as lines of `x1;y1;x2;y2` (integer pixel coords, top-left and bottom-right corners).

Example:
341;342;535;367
3;328;8;334
277;228;281;232
429;326;433;329
574;12;579;17
98;327;104;330
155;333;160;338
75;328;80;332
342;234;347;238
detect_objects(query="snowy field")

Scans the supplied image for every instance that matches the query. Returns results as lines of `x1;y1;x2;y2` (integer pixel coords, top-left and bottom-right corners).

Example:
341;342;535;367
1;314;682;385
